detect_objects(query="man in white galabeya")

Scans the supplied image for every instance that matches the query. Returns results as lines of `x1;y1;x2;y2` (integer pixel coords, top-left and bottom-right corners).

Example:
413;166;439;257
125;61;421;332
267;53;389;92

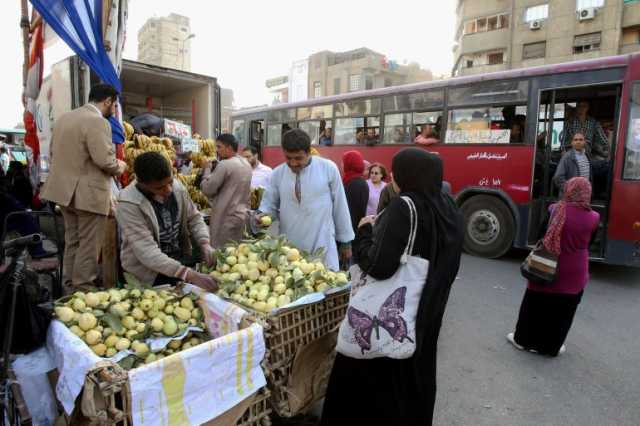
258;128;354;270
41;84;127;290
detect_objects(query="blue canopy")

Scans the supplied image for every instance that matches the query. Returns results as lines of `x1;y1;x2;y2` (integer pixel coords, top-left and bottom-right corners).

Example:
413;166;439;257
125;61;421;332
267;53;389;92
29;0;125;143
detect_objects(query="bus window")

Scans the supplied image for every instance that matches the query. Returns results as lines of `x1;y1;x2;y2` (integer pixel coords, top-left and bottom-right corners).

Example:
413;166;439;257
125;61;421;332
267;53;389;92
383;113;412;144
624;83;640;180
267;124;289;146
382;90;444;112
297;104;333;121
299;120;332;145
335;117;364;145
448;80;529;106
446;105;526;144
413;111;443;145
335;99;381;117
335;117;379;145
232;120;246;146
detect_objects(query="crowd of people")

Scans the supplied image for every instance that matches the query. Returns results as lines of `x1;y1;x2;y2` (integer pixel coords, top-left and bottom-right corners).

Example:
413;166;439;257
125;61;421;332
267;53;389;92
2;83;602;425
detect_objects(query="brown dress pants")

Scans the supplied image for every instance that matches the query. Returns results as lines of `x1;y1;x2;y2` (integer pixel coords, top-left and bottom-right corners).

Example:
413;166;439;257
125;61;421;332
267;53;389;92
60;205;106;288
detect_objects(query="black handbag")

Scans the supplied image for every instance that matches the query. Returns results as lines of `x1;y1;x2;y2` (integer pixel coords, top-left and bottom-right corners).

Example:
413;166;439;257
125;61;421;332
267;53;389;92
0;264;51;354
520;241;558;285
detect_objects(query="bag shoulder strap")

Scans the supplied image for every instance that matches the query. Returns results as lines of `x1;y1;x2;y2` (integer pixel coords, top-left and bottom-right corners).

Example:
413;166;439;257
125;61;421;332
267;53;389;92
400;196;419;262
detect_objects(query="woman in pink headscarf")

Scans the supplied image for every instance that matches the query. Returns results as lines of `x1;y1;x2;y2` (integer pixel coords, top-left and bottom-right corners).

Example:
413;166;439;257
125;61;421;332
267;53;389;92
507;177;599;356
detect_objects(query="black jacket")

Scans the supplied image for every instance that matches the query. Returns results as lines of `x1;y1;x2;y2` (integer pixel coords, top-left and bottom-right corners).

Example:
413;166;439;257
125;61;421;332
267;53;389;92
344;177;369;235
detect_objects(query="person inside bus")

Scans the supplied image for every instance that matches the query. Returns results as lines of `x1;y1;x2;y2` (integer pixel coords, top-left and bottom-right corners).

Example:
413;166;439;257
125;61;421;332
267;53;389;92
355;129;366;145
553;132;591;197
562;101;609;198
510;123;524;144
415;124;440;146
365;128;379;146
319;127;333;146
562;101;609;160
391;126;408;144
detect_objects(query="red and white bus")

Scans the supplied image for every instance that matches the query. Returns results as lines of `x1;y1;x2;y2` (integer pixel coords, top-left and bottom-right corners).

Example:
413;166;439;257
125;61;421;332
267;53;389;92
232;54;640;266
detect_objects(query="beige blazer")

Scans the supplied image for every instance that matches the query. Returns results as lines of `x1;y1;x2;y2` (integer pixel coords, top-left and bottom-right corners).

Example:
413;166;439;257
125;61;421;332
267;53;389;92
41;104;123;215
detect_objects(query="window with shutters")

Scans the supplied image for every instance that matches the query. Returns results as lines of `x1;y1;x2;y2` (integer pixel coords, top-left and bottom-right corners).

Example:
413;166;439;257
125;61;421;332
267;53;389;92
488;52;504;65
622;26;640;46
523;42;546;59
349;74;361;92
574;32;601;54
524;4;549;22
576;0;604;9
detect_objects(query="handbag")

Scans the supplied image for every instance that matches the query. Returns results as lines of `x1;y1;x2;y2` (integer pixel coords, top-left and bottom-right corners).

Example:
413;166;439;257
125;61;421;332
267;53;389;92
520;240;558;285
336;196;429;359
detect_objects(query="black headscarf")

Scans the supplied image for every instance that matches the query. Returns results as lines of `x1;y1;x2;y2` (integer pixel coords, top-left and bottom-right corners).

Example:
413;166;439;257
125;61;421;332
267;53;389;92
392;148;464;419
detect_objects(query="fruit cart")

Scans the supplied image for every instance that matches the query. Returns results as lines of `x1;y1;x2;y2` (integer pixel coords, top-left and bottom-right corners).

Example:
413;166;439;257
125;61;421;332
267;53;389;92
32;286;271;425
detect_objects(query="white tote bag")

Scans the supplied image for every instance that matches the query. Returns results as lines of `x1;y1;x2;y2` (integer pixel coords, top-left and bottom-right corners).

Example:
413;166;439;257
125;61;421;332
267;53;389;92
337;196;429;359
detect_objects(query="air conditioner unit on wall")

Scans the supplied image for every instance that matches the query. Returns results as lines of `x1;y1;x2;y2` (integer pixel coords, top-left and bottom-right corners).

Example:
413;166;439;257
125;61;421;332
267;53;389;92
529;20;542;30
578;8;596;21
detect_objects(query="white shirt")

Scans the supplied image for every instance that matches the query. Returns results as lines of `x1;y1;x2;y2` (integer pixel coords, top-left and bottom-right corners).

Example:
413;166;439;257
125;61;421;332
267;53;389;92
251;161;273;189
259;157;354;271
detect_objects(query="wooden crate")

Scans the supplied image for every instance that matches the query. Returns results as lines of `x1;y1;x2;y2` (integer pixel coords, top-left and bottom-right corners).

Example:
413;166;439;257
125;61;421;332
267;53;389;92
33;361;271;425
243;290;349;417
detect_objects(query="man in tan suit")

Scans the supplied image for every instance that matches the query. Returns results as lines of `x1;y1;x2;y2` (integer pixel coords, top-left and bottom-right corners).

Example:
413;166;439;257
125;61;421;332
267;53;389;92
201;134;252;249
41;84;126;289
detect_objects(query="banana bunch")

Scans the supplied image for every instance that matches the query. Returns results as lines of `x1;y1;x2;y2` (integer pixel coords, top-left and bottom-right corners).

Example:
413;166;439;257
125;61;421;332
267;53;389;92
53;287;209;369
250;187;265;211
198;138;216;157
177;169;210;210
123;132;176;174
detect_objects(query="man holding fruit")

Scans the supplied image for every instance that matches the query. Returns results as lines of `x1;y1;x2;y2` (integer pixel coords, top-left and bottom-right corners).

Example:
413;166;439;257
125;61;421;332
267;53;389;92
258;129;354;271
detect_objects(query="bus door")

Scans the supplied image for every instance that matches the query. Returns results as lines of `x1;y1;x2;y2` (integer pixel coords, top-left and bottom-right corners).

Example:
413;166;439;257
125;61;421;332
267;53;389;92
249;120;264;156
532;85;622;258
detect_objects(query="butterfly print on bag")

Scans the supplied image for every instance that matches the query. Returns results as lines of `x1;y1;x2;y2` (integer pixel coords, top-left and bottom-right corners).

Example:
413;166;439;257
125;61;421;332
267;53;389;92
347;286;413;354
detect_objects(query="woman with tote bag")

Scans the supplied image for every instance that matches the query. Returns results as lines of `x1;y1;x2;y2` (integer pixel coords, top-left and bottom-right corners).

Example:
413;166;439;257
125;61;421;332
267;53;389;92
321;148;464;426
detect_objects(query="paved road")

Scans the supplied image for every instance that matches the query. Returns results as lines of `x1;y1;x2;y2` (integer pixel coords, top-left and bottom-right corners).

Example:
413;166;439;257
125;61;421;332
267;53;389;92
434;251;640;426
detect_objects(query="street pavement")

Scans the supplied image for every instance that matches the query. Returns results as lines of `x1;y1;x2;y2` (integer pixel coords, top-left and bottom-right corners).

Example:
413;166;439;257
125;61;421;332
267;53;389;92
434;251;640;426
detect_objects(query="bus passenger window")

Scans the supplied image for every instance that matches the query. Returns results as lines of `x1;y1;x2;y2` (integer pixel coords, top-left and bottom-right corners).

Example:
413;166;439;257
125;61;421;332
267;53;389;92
383;113;411;144
413;111;442;146
299;120;332;145
335;117;364;145
446;105;526;144
232;120;245;146
267;124;284;146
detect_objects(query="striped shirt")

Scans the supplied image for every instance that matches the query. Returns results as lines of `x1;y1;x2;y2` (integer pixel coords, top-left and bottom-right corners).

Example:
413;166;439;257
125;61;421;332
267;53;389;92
575;151;591;180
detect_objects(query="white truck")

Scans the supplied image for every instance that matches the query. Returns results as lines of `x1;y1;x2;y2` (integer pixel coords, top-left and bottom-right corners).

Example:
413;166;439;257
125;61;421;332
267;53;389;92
36;55;221;180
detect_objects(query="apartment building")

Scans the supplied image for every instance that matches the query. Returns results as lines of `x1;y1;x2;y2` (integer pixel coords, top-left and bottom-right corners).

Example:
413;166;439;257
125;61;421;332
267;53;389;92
138;14;193;71
453;0;640;76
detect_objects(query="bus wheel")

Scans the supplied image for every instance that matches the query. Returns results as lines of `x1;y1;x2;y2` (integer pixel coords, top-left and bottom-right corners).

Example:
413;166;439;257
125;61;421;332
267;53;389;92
461;195;515;259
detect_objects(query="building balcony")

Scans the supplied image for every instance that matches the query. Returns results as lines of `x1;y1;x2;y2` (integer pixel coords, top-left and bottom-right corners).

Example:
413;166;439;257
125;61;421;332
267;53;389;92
455;28;510;60
457;62;508;76
623;2;640;28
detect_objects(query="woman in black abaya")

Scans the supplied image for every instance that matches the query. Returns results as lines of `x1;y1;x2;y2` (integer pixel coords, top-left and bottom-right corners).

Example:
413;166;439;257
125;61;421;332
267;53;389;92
321;148;464;426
